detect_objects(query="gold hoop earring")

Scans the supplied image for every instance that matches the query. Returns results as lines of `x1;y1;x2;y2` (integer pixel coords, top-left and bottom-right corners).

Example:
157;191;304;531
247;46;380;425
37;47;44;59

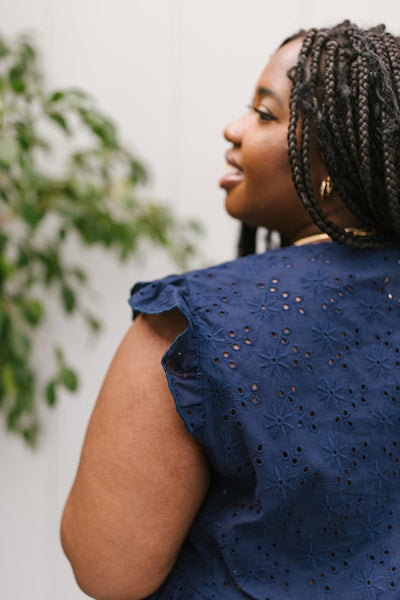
319;176;333;202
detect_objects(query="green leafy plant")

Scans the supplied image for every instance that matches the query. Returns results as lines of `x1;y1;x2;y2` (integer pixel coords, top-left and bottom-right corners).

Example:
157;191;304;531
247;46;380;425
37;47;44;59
0;33;200;445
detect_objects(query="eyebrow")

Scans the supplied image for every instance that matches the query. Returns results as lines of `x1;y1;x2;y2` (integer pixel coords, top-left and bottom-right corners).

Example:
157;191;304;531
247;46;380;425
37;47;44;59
255;86;283;108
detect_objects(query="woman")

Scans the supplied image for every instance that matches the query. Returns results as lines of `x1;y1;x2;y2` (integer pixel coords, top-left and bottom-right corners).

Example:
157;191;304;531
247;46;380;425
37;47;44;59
61;21;400;599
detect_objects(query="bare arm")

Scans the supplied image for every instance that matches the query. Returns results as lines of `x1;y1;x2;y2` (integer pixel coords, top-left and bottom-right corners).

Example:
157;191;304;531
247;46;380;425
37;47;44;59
61;310;211;600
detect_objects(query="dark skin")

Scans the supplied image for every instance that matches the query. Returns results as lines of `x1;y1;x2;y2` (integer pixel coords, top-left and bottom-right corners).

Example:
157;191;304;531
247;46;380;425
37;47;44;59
61;310;211;600
61;38;364;600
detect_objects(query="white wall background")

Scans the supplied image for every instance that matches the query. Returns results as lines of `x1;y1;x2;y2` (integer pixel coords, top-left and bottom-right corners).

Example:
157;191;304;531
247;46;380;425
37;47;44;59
1;1;400;599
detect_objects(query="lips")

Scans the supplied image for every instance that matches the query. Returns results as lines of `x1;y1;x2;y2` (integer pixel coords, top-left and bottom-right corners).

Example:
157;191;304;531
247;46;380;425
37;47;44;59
219;152;245;191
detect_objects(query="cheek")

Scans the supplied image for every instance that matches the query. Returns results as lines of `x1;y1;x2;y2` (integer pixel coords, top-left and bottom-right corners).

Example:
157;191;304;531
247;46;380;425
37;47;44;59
247;141;293;193
242;140;305;229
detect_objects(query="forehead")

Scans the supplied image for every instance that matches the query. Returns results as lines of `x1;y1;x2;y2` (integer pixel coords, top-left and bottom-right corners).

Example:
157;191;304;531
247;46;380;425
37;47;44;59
256;37;304;100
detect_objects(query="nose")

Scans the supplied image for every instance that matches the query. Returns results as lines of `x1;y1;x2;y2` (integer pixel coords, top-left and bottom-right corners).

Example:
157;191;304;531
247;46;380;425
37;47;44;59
224;114;246;145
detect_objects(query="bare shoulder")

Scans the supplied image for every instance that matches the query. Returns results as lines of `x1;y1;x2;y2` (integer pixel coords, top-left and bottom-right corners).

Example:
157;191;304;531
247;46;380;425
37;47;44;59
61;309;210;600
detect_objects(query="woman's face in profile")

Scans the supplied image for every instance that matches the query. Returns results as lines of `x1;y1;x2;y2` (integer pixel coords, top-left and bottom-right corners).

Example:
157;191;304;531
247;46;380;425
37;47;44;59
221;37;325;240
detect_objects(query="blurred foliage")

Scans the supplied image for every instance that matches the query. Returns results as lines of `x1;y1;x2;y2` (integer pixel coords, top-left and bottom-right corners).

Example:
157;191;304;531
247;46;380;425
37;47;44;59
0;33;201;446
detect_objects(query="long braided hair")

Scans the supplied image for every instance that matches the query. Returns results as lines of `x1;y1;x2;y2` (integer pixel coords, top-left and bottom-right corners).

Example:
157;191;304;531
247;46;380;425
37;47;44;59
239;20;400;256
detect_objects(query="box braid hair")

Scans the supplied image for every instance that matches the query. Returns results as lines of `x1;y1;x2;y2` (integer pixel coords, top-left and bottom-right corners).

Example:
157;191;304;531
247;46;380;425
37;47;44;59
239;20;400;256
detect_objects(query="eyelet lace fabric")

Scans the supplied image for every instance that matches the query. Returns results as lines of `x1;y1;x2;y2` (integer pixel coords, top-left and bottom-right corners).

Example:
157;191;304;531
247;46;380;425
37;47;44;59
129;243;400;599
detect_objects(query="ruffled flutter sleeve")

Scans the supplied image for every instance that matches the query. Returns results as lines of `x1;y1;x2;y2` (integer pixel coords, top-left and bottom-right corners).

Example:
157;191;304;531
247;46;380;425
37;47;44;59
128;275;205;444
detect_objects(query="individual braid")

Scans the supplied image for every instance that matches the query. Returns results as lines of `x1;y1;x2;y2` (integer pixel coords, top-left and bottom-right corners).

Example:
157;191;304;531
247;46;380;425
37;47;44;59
237;224;283;257
338;29;377;223
287;30;318;205
238;223;256;257
384;32;400;98
287;21;400;247
366;30;400;233
382;32;400;232
353;53;373;209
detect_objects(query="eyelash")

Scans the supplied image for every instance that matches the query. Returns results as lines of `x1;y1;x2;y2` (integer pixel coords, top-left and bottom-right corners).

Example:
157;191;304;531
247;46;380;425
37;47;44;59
248;104;277;122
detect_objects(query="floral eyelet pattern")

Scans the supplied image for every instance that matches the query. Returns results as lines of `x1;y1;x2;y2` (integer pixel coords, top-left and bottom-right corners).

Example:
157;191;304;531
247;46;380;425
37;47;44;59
129;243;400;599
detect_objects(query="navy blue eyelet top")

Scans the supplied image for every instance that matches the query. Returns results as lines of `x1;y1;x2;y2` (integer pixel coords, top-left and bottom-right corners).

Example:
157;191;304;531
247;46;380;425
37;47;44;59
129;242;400;599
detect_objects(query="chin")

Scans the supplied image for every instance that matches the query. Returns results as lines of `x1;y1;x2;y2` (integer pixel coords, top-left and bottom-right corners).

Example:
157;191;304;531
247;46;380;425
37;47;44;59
224;200;250;225
224;201;242;222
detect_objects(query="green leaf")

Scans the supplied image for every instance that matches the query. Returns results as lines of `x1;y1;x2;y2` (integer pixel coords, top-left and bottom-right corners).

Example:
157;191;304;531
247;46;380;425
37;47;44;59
1;364;17;395
129;159;147;185
50;90;64;103
0;138;19;165
58;227;67;240
9;65;25;93
7;405;21;430
60;367;78;391
0;38;9;59
55;347;64;366
64;87;89;101
48;112;70;133
16;244;30;267
45;381;57;406
21;299;44;326
11;330;31;360
86;314;101;332
0;255;15;281
61;284;76;312
70;267;87;283
0;233;8;253
21;201;44;228
78;108;117;148
19;39;36;63
39;247;63;283
14;121;35;151
23;423;38;447
0;304;9;336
